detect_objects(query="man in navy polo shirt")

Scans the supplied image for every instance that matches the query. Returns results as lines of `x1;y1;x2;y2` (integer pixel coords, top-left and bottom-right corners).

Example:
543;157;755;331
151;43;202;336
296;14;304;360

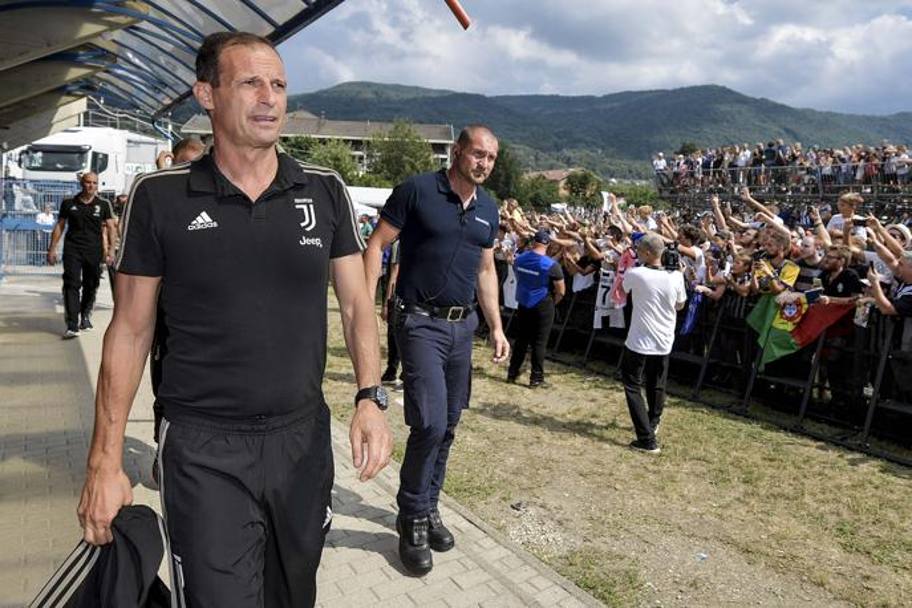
364;124;509;575
76;32;393;608
508;230;565;387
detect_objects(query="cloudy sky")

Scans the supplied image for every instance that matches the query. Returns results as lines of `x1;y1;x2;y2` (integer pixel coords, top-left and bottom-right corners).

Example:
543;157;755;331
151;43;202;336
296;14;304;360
278;0;912;115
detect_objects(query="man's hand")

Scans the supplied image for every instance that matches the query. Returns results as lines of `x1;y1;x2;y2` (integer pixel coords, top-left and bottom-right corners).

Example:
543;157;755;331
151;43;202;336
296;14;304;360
77;465;133;545
739;186;751;202
104;251;115;267
47;250;58;265
490;328;510;363
350;402;393;482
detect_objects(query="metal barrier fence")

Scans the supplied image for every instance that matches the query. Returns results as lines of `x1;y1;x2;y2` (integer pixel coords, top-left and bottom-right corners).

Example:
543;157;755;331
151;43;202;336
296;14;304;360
503;276;912;465
0;211;62;280
654;162;912;206
2;177;79;213
0;179;78;281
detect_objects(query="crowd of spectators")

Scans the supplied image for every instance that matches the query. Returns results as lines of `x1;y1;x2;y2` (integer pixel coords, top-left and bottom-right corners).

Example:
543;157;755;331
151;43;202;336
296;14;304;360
485;188;912;417
652;140;912;192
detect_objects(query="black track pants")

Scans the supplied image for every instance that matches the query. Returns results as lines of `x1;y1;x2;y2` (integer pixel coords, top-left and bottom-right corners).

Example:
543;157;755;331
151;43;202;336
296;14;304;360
157;409;334;608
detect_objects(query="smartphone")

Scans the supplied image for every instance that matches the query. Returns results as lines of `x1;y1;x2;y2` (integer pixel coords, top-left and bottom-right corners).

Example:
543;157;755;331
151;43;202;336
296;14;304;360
853;218;867;227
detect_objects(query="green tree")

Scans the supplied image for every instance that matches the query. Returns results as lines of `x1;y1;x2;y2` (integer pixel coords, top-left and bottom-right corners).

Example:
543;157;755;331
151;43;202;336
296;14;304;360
517;175;560;211
367;120;437;184
675;141;699;156
608;182;660;208
282;136;317;161
484;141;523;200
350;173;392;188
306;139;360;184
564;170;603;206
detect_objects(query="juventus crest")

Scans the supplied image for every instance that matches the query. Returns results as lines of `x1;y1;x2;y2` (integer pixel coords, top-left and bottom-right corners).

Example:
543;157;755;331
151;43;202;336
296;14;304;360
295;198;316;232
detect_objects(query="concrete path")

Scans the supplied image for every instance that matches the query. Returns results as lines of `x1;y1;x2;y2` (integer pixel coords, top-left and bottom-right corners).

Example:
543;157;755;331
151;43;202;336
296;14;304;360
0;272;600;608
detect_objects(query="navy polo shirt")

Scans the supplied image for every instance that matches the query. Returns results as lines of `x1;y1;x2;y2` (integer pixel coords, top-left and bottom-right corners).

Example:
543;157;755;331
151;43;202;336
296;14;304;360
514;250;563;308
380;170;499;307
115;151;364;421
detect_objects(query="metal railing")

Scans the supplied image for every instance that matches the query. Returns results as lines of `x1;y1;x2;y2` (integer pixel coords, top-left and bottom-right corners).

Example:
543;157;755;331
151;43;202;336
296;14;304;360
501;275;912;464
0;211;61;280
654;161;912;205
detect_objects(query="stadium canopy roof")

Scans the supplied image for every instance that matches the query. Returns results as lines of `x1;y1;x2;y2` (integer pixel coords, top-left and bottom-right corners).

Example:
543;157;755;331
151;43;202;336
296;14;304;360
0;0;345;150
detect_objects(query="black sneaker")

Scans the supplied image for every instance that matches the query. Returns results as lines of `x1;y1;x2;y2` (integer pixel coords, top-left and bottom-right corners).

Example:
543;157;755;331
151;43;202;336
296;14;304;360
79;316;94;331
62;328;80;340
529;378;548;389
629;439;661;454
506;373;518;383
427;509;454;552
396;515;433;575
381;367;398;384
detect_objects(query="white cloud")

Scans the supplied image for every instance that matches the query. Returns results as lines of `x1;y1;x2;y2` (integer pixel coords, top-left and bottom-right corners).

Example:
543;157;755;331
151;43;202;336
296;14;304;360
278;0;912;114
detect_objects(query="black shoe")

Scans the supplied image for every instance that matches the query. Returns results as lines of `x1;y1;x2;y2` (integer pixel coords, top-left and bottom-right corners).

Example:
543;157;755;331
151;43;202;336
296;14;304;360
427;509;454;552
529;378;547;389
396;515;433;575
381;367;398;384
629;439;661;454
506;373;518;383
79;315;93;331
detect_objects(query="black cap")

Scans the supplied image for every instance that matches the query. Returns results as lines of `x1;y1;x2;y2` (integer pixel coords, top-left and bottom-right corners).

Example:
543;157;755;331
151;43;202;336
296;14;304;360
533;230;552;244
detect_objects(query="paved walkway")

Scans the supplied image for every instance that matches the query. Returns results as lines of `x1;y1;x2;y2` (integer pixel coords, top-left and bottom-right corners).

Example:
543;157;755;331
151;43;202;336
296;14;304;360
0;272;600;608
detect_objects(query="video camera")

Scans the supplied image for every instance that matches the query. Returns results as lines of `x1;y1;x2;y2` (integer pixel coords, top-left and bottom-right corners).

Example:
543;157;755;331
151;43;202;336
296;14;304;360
661;241;681;271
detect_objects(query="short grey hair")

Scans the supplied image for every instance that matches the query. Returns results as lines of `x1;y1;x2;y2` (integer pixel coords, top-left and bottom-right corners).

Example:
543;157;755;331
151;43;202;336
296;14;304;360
637;233;665;258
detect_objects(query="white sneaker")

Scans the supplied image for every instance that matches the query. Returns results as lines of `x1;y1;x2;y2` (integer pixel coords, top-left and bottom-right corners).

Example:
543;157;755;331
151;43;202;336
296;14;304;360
62;329;80;339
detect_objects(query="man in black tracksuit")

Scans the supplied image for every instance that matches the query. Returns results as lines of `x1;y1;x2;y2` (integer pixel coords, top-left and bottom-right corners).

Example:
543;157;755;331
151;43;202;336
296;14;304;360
76;32;393;608
47;172;115;338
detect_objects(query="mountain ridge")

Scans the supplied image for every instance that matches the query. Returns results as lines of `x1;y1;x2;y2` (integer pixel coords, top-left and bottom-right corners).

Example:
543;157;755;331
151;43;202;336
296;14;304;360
283;82;912;179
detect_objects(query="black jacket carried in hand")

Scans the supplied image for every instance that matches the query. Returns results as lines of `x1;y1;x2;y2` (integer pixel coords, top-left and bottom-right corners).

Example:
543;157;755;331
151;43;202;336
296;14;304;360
30;505;171;608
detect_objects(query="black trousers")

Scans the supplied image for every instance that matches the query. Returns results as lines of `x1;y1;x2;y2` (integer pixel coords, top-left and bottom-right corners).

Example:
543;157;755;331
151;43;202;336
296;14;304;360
508;297;555;382
385;299;400;373
62;250;102;329
157;409;333;608
621;347;669;445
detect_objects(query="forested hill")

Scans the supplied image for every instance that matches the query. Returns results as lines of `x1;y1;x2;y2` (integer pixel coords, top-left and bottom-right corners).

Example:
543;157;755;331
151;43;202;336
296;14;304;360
287;82;912;179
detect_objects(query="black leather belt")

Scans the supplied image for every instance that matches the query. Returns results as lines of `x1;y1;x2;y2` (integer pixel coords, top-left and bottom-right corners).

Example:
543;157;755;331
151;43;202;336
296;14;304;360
398;300;476;322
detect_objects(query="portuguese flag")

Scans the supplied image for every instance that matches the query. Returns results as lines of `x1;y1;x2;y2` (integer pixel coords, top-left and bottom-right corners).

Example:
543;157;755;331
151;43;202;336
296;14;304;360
746;294;854;369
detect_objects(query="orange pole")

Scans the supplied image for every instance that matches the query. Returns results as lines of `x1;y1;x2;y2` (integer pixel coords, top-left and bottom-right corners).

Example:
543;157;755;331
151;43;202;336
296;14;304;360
445;0;472;30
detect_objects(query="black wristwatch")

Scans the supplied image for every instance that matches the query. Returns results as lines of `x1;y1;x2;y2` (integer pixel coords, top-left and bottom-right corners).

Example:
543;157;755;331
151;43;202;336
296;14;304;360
355;385;389;411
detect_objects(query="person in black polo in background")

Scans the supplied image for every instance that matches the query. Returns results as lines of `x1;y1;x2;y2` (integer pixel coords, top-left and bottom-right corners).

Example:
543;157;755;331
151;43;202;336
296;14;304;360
364;124;509;576
507;230;565;387
47;171;116;338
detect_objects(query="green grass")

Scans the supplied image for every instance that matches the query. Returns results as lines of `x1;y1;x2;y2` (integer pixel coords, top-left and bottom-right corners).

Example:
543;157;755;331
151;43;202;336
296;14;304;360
321;299;912;607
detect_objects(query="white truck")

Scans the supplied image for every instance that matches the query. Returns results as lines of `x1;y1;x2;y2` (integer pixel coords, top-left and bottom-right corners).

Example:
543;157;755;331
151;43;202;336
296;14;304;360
16;126;170;197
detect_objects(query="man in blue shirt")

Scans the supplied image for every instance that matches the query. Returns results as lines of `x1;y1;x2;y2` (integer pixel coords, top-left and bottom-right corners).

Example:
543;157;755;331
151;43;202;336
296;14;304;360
508;230;565;387
364;124;508;576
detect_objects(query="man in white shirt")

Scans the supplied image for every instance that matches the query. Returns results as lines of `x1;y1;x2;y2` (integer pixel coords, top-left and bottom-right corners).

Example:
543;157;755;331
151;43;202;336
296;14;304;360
621;233;687;453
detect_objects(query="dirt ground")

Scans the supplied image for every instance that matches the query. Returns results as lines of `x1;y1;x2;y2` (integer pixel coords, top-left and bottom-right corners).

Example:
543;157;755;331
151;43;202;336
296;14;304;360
322;302;912;607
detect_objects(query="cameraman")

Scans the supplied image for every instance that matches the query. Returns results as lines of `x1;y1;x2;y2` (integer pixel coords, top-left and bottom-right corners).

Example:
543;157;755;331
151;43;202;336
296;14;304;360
621;233;687;453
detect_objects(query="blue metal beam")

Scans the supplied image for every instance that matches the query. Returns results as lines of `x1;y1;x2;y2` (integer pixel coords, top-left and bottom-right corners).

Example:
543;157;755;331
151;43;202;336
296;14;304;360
107;39;192;92
238;0;280;29
125;26;197;64
184;0;236;33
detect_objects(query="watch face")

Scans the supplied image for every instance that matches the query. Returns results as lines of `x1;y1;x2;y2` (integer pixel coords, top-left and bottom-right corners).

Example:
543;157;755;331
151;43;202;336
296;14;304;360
375;386;389;409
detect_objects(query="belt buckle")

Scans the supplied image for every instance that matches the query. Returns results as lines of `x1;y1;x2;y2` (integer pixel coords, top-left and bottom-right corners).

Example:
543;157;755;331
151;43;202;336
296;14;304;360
446;306;464;322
